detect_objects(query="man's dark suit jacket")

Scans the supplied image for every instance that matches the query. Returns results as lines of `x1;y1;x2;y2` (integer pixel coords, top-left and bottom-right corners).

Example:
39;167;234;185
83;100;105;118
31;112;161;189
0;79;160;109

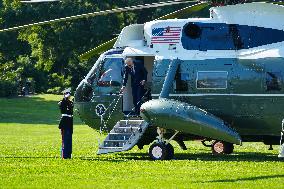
122;63;148;87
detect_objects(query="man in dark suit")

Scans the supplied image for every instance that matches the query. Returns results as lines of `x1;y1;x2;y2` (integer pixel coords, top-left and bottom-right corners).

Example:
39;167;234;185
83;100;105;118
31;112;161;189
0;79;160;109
120;58;148;115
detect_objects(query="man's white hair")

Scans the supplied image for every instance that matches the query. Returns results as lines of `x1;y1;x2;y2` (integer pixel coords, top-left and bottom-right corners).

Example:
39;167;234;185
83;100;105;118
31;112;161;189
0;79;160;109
125;57;133;64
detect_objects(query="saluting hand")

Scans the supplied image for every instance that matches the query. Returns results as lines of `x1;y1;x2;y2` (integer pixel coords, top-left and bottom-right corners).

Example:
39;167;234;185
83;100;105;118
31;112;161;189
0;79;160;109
140;80;145;86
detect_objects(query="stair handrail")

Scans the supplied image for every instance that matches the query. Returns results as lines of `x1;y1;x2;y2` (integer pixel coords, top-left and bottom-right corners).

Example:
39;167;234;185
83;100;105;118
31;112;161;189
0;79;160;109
104;94;123;127
97;94;122;146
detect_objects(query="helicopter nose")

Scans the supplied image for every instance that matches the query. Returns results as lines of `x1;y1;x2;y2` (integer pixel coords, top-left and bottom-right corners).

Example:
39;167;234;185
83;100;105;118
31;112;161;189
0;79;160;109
74;80;93;102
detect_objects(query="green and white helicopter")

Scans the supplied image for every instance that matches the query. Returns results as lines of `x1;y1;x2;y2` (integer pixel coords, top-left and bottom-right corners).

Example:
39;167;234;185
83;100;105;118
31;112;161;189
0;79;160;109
3;0;284;160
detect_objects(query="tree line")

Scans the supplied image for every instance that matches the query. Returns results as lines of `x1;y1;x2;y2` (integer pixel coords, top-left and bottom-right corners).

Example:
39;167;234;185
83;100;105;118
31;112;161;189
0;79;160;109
0;0;195;97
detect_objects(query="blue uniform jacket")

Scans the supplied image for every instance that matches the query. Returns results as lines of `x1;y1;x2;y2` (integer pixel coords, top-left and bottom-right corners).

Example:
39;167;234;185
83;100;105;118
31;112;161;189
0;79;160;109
58;98;73;132
122;63;148;87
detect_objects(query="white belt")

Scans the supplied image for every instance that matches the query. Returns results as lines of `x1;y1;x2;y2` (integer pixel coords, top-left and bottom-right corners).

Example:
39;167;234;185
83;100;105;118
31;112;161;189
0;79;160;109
62;114;73;117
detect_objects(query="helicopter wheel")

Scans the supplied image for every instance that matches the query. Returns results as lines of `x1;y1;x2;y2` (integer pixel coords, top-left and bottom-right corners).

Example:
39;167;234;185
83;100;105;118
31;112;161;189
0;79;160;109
212;140;234;155
149;142;174;160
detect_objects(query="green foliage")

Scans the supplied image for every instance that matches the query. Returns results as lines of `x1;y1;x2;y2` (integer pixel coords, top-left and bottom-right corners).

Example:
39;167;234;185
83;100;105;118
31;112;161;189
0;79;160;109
0;0;209;97
0;60;19;97
47;73;71;94
0;80;18;97
0;94;283;188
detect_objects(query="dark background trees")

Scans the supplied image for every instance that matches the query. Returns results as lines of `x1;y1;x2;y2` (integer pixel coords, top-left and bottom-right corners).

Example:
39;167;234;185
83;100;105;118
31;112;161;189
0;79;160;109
0;0;201;97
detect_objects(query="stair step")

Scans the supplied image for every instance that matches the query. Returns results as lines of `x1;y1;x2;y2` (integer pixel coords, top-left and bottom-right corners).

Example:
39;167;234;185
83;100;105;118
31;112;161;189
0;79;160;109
104;140;128;142
118;120;144;127
123;116;142;120
113;127;140;133
99;147;123;149
103;140;126;147
108;133;131;140
117;124;141;128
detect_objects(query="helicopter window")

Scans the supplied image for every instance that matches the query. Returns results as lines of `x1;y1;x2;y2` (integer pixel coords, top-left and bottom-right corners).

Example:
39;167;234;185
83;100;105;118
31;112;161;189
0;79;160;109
200;25;234;51
182;23;284;51
266;72;282;91
184;23;202;39
98;58;124;87
84;58;104;86
229;24;244;50
196;71;228;89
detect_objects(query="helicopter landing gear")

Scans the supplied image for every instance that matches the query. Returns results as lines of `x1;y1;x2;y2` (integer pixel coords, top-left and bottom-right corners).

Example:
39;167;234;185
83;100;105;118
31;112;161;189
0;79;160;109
149;142;174;160
148;127;178;160
211;140;234;155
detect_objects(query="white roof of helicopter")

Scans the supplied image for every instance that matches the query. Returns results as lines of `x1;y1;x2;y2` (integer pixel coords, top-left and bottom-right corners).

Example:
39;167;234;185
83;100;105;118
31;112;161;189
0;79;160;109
119;2;284;60
210;2;284;30
144;2;284;36
123;46;155;57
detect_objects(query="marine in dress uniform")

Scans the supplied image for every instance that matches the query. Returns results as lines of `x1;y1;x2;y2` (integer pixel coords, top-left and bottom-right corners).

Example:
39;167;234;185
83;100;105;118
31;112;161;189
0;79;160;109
58;90;73;159
121;58;148;115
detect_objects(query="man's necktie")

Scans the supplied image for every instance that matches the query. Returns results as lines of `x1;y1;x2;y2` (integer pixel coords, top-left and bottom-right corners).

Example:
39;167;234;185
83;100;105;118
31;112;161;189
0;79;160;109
132;66;135;74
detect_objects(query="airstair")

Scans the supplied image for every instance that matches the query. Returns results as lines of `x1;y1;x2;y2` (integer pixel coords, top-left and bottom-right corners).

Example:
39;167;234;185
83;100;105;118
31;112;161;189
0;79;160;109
97;119;149;154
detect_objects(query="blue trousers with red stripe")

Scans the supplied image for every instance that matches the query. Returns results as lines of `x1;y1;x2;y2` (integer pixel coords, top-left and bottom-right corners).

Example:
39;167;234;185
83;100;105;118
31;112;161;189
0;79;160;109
61;128;72;159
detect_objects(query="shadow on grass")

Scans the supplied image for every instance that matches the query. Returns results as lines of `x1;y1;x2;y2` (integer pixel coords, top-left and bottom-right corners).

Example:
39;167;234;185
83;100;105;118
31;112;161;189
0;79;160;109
195;174;284;183
1;151;283;162
78;151;283;162
0;153;149;162
173;151;282;162
0;95;82;125
0;156;59;159
79;153;150;162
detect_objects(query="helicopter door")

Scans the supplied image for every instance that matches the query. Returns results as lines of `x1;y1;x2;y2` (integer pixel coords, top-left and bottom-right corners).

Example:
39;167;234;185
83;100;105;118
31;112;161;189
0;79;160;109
122;56;154;114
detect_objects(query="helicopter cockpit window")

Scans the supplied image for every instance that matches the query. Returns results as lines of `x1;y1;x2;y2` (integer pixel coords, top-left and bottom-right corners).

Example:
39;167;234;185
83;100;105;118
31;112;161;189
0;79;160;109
196;71;228;89
266;72;282;91
98;58;124;87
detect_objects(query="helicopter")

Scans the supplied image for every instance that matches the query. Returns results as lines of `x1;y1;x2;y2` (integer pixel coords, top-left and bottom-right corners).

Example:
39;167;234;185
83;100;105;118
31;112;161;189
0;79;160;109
75;1;284;160
2;1;284;160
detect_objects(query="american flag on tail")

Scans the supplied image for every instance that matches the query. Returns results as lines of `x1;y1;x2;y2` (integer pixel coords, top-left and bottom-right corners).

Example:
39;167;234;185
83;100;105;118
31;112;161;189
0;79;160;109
151;26;181;44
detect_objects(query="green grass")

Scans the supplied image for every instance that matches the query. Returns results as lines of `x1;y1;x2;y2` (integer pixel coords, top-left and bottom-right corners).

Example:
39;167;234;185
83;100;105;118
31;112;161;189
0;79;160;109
0;95;283;188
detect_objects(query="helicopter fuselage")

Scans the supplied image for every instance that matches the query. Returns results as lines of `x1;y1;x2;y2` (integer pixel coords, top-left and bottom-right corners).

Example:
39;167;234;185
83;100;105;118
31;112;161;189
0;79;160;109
75;3;284;145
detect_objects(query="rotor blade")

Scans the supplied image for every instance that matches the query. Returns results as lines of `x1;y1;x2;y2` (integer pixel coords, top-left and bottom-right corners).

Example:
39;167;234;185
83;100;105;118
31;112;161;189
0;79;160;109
156;1;209;20
21;0;60;3
79;37;118;61
78;2;209;61
0;0;200;33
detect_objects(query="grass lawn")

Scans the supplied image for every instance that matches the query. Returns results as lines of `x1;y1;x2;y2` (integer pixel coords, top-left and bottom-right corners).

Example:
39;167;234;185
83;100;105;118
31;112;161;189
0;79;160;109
0;94;283;188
